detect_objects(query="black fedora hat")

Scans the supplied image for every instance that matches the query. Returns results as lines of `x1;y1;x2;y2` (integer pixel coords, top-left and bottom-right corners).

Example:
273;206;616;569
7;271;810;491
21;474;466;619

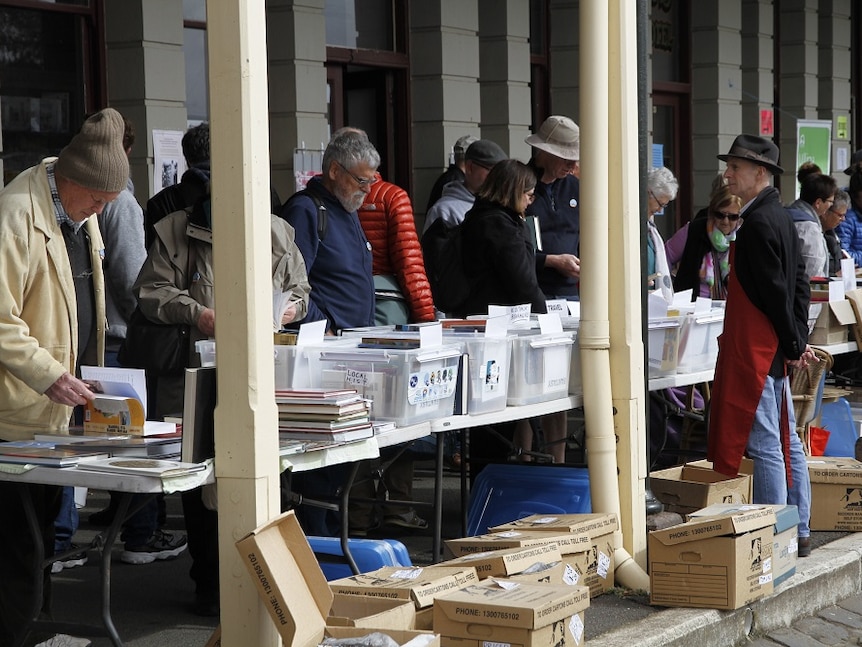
717;134;783;175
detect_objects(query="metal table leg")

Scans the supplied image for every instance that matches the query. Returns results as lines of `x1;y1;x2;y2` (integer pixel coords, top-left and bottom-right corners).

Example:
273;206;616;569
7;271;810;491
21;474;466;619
14;486;147;647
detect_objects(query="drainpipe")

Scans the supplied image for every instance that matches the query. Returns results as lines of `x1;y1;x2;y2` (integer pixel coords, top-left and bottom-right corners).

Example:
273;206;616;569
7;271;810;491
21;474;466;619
580;0;650;591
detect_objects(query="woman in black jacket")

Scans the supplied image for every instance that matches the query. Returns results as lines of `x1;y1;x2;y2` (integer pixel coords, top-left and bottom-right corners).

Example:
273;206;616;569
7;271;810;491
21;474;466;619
456;159;547;317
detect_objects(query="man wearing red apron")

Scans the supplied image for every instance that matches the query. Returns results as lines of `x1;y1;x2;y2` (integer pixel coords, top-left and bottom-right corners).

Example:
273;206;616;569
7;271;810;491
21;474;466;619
708;134;817;557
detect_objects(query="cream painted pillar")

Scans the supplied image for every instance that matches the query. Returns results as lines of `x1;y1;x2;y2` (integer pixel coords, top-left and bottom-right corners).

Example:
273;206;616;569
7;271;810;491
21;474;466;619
207;1;281;645
410;0;481;216
690;1;744;209
778;0;819;201
477;0;532;159
266;0;329;202
578;0;649;586
104;0;188;205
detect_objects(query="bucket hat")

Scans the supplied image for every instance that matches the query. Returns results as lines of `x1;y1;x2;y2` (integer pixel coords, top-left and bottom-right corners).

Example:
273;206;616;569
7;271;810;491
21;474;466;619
525;116;580;161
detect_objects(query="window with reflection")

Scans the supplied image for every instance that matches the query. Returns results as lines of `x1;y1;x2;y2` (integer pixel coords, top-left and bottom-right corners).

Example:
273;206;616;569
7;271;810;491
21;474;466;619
0;6;89;184
325;0;394;51
183;0;208;123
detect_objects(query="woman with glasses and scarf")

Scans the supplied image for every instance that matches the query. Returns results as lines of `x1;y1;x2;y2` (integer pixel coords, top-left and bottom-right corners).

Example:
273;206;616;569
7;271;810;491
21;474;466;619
666;180;743;300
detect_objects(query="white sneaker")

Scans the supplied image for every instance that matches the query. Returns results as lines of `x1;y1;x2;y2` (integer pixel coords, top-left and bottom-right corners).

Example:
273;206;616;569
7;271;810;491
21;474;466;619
34;634;92;647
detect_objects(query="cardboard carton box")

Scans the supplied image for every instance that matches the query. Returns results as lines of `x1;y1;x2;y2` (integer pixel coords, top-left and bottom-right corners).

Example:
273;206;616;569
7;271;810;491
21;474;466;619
807;456;862;531
329;566;478;609
687;503;799;588
489;513;618;596
434;579;590;647
324;626;440;647
436;543;564;579
489;512;619;538
809;298;855;345
327;593;416;630
649;460;753;515
235;511;334;647
444;530;590;559
649;506;776;610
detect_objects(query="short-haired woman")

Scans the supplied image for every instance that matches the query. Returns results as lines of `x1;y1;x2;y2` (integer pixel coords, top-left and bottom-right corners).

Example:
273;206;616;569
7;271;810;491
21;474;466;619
456;159;548;317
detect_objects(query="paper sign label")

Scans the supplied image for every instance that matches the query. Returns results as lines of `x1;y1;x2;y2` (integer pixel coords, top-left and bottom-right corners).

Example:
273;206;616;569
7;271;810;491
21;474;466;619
546;299;569;314
569;614;585;645
597;551;611;579
391;568;422;579
538;313;563;334
563;563;580;585
297;319;326;346
407;365;456;404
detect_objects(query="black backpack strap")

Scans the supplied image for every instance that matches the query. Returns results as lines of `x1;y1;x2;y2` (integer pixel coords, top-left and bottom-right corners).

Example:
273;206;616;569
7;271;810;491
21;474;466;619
297;184;328;241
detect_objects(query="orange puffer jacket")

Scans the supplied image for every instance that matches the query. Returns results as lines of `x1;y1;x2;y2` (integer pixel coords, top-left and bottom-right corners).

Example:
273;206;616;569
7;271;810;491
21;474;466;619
358;178;435;322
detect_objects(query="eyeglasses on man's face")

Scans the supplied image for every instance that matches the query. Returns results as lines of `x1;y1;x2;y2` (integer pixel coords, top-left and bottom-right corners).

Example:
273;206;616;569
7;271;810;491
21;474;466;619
828;206;847;219
336;160;377;188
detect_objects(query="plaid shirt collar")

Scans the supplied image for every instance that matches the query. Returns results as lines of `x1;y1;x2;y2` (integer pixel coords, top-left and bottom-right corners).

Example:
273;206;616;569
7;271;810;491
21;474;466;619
46;162;85;233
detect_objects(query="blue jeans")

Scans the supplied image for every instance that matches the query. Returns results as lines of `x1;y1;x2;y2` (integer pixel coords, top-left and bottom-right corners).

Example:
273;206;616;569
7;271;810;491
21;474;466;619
54;486;79;552
746;374;811;537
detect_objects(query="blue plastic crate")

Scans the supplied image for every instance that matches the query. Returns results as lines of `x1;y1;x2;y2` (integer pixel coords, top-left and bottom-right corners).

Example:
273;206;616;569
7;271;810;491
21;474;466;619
466;464;591;536
821;398;858;458
307;536;412;581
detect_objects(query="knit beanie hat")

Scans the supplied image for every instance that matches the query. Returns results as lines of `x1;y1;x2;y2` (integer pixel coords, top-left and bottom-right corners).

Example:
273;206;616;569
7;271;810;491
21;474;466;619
55;108;129;193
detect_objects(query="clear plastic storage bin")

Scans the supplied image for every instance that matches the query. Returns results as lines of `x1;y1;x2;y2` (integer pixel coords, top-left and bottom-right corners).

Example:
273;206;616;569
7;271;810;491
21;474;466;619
309;344;462;425
506;333;574;406
648;317;681;377
195;339;216;367
676;309;724;373
457;335;512;415
560;317;582;396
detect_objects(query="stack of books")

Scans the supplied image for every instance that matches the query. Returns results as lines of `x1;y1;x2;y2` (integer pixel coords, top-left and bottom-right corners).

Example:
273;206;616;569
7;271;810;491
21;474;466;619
35;430;182;460
275;388;374;443
0;441;109;468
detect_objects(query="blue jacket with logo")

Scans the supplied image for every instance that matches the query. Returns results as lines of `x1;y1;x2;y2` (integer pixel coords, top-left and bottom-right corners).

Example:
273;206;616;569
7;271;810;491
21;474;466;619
525;164;580;298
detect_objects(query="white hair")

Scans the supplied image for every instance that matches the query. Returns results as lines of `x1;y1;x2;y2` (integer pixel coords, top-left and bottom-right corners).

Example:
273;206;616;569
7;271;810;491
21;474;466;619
648;166;679;201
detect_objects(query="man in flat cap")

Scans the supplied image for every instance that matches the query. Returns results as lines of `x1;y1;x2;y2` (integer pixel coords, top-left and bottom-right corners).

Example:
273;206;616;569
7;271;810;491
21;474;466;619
708;134;816;558
0;107;128;645
423;139;508;234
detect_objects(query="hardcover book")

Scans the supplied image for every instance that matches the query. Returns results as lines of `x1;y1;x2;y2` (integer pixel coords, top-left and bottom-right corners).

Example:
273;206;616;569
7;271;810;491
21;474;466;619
0;445;108;468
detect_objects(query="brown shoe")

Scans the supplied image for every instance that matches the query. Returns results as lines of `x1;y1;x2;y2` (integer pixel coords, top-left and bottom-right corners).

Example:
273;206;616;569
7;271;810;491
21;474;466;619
798;536;812;557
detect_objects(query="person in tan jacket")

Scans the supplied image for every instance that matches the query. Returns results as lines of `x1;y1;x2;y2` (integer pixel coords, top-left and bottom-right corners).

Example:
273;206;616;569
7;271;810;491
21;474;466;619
0;108;127;646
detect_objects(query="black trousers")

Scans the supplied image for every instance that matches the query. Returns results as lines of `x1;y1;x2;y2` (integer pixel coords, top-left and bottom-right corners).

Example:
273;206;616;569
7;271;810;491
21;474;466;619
181;487;219;598
0;482;61;647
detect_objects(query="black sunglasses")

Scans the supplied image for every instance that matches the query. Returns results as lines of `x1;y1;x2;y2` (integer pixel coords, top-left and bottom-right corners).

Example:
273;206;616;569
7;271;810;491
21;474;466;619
714;211;740;221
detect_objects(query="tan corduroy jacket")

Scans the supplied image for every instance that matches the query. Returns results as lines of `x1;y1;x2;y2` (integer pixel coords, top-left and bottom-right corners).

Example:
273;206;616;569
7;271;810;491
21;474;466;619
0;159;106;440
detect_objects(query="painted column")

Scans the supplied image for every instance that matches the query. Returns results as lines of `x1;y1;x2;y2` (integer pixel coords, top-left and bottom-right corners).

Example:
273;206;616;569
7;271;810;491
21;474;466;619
410;0;481;217
477;0;532;159
104;0;187;205
207;0;281;644
266;0;330;201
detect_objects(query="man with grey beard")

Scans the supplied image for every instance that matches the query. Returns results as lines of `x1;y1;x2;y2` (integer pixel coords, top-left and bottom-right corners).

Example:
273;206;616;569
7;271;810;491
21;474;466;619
280;129;379;334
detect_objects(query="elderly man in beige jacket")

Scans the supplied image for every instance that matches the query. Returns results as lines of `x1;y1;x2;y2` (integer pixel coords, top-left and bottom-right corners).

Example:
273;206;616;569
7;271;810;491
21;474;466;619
0;108;127;647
